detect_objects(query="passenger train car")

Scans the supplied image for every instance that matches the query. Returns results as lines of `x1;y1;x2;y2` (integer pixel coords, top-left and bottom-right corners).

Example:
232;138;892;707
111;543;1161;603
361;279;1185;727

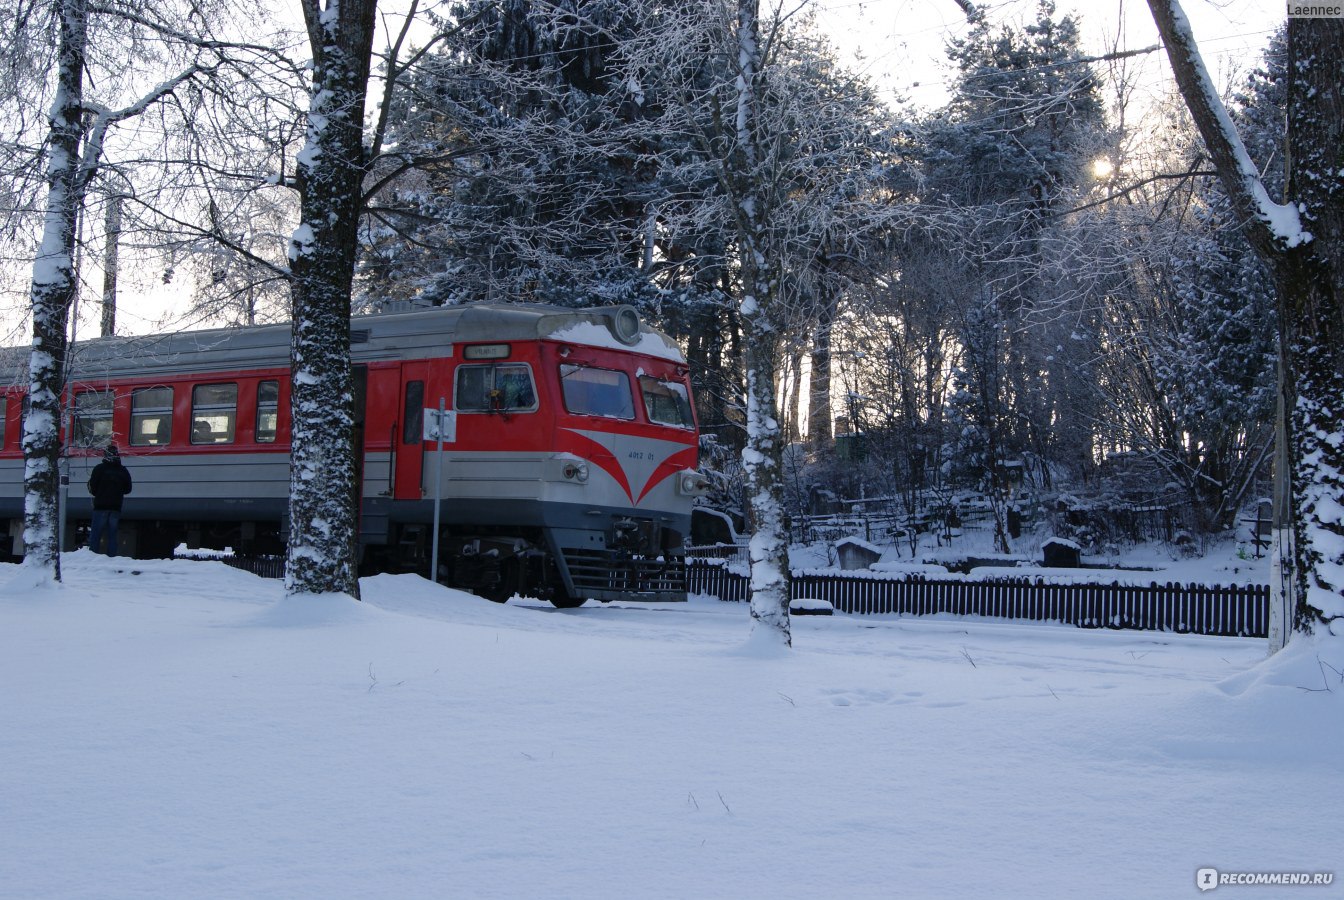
0;303;706;606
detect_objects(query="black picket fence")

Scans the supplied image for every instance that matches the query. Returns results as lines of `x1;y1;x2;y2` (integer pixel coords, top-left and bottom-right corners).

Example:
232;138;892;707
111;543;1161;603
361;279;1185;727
686;559;1269;638
175;552;286;579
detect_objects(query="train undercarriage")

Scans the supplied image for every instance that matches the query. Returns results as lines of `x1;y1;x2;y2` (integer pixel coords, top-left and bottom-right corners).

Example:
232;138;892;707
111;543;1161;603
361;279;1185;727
374;516;689;607
2;507;688;610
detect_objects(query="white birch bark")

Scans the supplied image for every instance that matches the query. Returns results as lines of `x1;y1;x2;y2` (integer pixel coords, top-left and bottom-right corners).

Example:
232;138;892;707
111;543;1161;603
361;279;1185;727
734;0;791;646
21;0;89;584
1148;0;1344;642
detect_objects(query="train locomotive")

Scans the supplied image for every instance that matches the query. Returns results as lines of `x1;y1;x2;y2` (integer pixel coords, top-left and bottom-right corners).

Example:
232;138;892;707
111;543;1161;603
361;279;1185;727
0;302;707;606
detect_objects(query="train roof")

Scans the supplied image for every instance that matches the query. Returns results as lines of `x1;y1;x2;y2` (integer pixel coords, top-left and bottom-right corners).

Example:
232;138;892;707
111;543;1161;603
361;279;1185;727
0;302;684;385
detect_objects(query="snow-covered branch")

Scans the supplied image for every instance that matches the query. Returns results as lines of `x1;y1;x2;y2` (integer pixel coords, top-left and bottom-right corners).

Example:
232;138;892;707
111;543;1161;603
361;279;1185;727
1146;0;1306;250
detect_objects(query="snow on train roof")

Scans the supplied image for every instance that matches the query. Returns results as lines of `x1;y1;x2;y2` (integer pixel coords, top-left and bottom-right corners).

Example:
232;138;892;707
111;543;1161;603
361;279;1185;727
0;303;683;384
383;302;683;360
371;302;683;360
544;320;682;361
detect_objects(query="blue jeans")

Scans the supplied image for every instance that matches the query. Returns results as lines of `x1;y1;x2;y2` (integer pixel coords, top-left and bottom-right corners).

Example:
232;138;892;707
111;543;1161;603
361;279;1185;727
89;509;121;556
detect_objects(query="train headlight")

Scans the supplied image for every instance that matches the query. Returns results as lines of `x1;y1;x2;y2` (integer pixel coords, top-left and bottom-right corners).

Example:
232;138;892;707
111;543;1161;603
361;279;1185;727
678;471;709;496
563;461;590;483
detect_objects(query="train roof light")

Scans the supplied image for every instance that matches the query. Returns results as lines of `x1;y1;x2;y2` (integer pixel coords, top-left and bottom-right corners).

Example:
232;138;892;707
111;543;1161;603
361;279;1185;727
609;306;641;345
464;343;510;360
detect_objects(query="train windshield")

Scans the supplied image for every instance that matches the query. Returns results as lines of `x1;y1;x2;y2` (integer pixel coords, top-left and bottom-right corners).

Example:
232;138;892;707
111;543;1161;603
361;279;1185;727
560;365;635;420
638;376;694;428
456;363;537;413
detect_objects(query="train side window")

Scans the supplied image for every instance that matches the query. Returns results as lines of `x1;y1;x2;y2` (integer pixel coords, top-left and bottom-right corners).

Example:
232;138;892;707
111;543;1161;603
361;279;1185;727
130;387;173;446
256;380;279;443
403;380;424;444
639;376;695;428
191;383;238;444
72;390;115;448
0;394;6;448
559;364;634;420
456;364;536;413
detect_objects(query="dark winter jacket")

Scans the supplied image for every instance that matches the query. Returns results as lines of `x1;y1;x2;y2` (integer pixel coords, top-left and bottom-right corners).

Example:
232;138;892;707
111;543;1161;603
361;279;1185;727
88;459;133;511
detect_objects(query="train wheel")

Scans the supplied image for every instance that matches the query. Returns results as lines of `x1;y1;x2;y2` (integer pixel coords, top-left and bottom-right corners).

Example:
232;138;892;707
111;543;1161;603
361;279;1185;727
483;560;519;604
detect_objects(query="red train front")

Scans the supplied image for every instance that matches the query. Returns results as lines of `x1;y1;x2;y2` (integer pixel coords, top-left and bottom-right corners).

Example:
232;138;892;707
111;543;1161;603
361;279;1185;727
0;303;707;605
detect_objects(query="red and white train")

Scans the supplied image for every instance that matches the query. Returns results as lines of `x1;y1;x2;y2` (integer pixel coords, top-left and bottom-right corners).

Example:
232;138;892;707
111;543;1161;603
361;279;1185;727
0;302;706;606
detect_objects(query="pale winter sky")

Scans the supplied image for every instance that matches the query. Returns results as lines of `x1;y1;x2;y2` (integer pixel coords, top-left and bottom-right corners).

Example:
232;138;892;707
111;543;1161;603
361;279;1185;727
821;0;1285;108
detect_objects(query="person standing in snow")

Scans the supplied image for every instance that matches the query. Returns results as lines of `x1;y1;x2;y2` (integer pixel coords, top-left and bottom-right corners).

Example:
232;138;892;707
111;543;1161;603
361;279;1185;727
87;444;133;556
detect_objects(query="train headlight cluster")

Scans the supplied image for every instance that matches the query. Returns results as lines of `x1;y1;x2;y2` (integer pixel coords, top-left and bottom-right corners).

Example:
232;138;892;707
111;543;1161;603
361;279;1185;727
677;471;710;496
562;461;590;483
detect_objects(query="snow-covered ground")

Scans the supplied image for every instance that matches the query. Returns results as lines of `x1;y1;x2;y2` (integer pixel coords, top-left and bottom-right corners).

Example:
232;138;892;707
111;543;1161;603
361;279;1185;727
3;551;1340;900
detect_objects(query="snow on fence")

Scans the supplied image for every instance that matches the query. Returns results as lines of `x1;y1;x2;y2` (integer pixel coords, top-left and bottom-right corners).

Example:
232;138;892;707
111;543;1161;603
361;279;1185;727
685;543;750;565
686;559;1269;638
174;551;286;579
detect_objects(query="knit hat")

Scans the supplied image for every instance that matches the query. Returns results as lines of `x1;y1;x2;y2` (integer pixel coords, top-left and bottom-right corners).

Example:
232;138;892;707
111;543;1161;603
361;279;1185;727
104;444;120;461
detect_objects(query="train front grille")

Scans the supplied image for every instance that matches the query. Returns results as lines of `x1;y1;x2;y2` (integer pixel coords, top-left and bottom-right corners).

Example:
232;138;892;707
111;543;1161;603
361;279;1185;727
561;548;687;601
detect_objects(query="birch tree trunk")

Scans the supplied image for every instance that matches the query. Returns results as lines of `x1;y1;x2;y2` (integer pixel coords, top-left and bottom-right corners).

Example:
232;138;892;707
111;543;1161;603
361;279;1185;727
22;0;89;584
285;0;378;599
1278;17;1344;635
1147;1;1344;640
734;0;791;645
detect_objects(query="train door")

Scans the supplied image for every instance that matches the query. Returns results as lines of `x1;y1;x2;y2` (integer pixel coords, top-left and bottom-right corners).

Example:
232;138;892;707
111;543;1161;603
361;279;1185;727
393;362;428;500
353;365;367;501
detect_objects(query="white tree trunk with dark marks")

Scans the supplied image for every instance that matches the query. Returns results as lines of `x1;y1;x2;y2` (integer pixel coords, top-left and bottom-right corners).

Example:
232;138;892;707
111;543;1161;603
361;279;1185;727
1148;1;1344;644
284;0;378;599
21;0;89;584
734;0;791;646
